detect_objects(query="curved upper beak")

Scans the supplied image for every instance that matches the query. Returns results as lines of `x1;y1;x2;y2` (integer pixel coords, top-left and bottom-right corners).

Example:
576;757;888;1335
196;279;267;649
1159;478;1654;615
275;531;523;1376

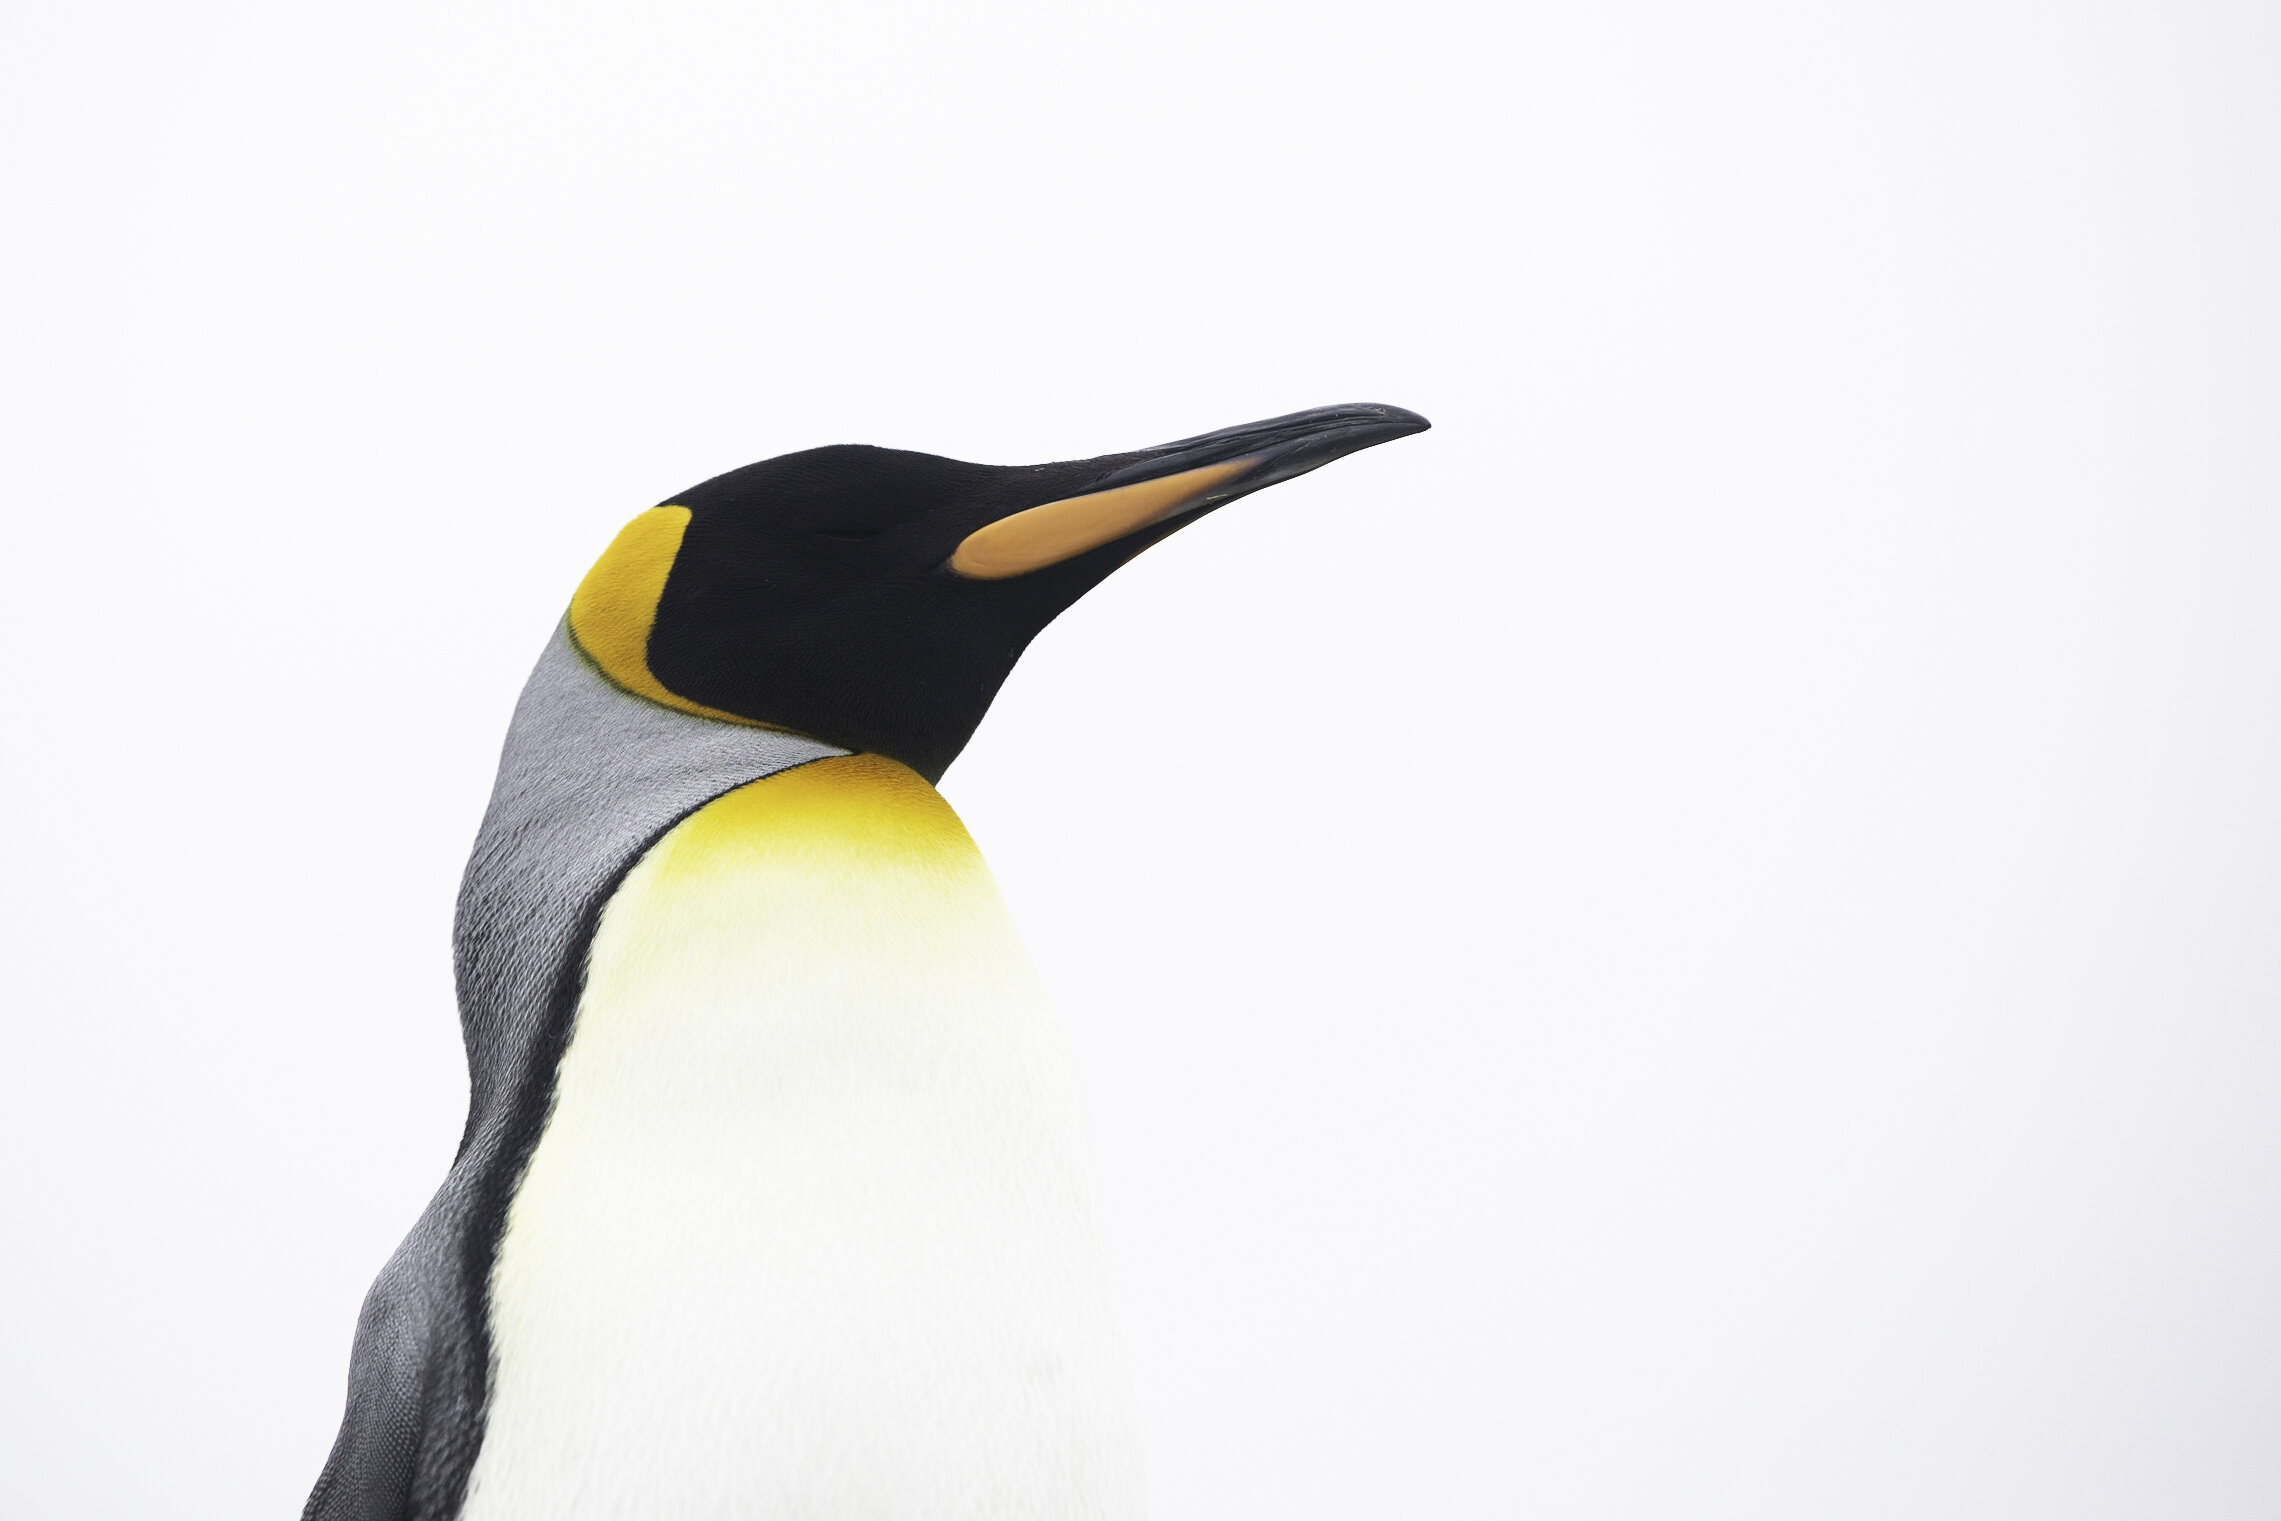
948;402;1431;581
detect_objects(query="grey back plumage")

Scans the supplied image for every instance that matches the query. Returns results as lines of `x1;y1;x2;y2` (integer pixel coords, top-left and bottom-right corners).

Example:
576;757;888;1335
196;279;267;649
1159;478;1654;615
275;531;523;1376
304;623;844;1521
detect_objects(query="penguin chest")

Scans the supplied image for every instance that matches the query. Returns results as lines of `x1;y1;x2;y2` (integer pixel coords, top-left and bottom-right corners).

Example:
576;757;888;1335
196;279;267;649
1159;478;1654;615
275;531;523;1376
460;754;1141;1521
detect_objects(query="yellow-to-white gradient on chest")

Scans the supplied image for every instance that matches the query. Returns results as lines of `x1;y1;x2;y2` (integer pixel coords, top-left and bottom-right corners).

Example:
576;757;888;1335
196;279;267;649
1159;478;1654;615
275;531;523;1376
460;755;1142;1521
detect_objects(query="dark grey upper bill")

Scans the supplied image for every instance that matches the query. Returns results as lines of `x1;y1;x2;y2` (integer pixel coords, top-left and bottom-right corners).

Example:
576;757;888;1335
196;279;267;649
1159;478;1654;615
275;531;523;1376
1089;402;1431;496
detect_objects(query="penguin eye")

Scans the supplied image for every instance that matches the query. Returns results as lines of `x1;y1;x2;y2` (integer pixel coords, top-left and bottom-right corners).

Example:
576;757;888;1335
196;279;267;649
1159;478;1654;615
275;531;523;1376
779;488;928;542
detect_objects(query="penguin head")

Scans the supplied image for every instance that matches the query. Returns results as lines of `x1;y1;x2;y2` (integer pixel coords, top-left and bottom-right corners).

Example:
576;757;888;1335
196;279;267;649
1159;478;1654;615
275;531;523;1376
569;402;1430;781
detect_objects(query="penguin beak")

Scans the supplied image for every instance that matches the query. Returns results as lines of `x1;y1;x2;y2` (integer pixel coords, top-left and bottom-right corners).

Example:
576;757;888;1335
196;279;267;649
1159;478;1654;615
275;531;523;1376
948;402;1431;582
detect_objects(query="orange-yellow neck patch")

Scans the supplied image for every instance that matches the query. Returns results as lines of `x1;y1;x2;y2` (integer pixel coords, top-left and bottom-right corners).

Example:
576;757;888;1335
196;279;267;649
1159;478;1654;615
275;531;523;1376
568;507;763;727
649;754;986;885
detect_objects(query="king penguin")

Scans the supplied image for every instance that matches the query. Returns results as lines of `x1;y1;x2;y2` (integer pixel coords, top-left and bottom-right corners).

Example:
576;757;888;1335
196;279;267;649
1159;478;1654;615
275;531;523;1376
304;402;1430;1521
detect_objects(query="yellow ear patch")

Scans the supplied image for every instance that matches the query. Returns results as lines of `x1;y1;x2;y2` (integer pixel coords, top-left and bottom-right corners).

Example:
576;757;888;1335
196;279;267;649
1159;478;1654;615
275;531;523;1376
568;507;764;727
948;457;1259;580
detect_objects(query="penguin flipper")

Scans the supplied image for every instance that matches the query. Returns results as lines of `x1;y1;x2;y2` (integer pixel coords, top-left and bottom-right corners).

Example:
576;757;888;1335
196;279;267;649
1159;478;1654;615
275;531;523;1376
303;1214;487;1521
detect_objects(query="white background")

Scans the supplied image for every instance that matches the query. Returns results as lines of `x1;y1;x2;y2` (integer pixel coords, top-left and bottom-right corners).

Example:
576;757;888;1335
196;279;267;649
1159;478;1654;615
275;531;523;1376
5;2;2277;1516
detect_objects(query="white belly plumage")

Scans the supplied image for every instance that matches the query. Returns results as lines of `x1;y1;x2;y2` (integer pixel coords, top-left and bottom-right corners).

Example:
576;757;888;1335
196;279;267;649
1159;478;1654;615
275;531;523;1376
460;754;1143;1521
